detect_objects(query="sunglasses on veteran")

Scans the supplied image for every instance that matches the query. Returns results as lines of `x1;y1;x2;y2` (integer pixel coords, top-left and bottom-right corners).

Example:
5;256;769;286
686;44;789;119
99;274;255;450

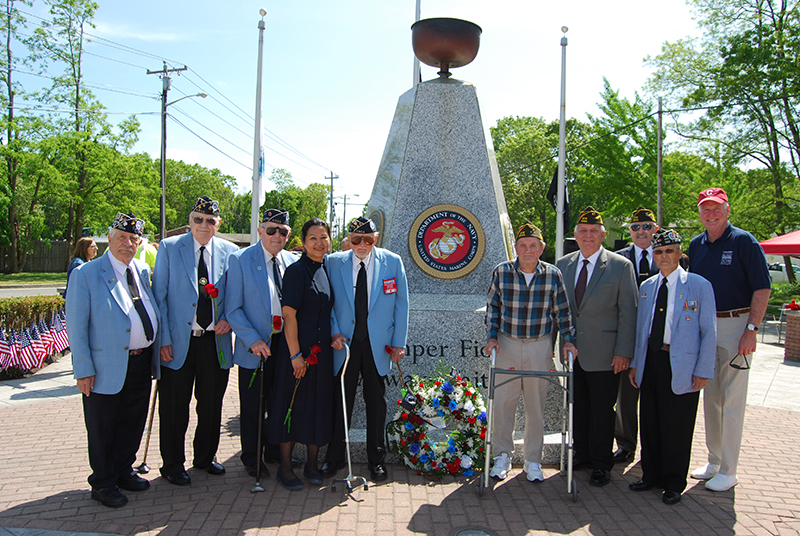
349;235;375;246
630;223;655;232
264;227;289;237
653;247;680;256
192;216;219;226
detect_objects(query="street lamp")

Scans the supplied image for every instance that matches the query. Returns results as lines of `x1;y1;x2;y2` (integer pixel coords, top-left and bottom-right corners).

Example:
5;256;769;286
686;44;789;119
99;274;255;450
159;88;207;241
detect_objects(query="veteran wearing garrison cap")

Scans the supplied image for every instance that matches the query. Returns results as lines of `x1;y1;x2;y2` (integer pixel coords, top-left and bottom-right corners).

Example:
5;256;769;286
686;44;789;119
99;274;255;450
152;196;239;485
628;229;716;505
612;206;660;465
485;223;578;483
225;208;297;477
67;212;160;507
556;207;638;487
321;216;409;482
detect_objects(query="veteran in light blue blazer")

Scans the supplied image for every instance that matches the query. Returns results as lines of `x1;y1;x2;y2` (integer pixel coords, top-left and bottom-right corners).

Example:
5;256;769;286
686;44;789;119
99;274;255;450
67;212;159;508
628;228;716;506
226;208;297;475
152;196;239;485
321;216;409;482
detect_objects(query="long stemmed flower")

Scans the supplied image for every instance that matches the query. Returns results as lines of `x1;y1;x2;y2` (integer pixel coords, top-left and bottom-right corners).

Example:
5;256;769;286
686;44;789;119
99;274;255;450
248;315;283;389
283;344;320;432
204;283;225;367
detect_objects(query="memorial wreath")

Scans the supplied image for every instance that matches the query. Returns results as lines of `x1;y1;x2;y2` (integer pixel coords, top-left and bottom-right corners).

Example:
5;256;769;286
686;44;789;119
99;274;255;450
387;361;487;476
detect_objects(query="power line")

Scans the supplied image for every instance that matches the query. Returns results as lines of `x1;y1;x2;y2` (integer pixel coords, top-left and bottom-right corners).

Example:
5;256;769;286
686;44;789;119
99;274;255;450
168;114;252;170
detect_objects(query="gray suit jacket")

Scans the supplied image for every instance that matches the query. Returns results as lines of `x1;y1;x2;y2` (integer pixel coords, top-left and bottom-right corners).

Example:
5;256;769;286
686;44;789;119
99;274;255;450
556;248;638;371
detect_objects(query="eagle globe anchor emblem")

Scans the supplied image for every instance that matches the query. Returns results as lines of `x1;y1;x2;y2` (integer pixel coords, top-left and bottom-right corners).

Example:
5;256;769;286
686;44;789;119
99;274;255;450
428;221;466;260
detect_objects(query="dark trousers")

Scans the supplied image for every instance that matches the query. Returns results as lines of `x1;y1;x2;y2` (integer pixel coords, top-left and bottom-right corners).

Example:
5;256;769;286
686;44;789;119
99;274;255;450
158;333;229;476
82;347;152;489
640;347;700;493
237;333;282;467
327;337;387;469
614;373;640;452
574;360;620;471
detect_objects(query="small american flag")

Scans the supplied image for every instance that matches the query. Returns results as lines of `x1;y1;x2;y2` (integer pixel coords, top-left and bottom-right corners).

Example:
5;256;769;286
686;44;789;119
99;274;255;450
0;328;12;370
52;312;69;352
17;327;38;370
38;319;54;356
28;324;47;368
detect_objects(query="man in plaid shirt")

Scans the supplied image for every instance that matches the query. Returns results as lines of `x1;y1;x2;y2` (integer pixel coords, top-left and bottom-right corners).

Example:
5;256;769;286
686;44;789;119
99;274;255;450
485;222;578;482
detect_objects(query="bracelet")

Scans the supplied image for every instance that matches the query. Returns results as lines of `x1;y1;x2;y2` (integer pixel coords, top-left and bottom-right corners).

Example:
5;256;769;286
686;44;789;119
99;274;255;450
290;351;303;361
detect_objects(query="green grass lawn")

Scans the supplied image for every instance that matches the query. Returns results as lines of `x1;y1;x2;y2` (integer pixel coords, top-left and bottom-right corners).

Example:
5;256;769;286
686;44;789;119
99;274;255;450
0;272;67;286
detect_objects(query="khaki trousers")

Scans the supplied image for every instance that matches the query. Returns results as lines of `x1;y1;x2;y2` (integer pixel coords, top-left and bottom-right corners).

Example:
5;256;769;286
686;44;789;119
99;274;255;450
703;315;749;476
492;333;554;463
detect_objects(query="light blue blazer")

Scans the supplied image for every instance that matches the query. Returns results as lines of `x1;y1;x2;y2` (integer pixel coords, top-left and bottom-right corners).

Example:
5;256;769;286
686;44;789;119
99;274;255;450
66;252;161;395
630;269;717;395
327;248;409;377
226;244;297;369
152;232;238;370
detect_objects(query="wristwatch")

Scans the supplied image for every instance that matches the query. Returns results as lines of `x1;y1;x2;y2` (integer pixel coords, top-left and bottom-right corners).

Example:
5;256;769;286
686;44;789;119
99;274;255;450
746;323;758;331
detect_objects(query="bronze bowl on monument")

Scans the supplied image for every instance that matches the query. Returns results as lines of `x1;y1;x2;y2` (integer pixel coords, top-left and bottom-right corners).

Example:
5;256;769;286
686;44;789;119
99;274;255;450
411;17;482;79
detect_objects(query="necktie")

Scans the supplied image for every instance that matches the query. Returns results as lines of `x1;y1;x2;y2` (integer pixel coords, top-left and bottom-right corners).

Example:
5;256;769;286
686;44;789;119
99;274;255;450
575;259;589;309
126;267;154;342
353;261;369;341
639;250;650;282
649;277;669;351
272;256;283;300
197;245;212;329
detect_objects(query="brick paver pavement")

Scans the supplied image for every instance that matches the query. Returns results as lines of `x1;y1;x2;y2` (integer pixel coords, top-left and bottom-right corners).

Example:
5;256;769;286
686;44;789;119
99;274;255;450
1;348;800;535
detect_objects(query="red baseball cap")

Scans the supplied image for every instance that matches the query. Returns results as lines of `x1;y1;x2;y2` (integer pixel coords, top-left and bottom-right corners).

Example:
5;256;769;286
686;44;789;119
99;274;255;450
697;187;728;206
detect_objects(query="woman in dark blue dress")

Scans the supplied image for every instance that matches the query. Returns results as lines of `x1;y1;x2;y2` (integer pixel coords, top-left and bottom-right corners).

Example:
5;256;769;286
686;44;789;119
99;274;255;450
269;218;334;490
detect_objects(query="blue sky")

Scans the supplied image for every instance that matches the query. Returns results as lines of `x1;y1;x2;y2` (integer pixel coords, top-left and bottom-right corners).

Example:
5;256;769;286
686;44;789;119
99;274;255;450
17;0;700;217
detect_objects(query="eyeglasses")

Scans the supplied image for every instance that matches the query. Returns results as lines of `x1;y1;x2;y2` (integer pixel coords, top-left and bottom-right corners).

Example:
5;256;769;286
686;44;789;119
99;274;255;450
264;227;289;237
630;223;654;232
192;216;218;226
653;247;679;256
729;354;750;370
349;235;375;246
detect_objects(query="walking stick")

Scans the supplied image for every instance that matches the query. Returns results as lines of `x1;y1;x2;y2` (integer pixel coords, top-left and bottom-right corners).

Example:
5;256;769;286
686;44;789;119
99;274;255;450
251;359;267;493
332;343;368;493
135;379;158;474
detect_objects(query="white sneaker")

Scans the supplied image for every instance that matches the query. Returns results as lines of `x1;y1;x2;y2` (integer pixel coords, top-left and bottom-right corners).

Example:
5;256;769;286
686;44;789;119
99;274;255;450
524;460;544;482
690;463;720;480
489;452;511;480
705;473;738;492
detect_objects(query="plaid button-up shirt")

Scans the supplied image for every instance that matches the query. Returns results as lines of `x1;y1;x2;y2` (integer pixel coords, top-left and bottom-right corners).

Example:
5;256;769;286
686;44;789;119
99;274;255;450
485;258;575;344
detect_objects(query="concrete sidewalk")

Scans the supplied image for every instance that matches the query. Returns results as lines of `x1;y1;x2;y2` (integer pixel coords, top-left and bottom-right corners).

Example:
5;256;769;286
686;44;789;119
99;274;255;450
0;341;798;535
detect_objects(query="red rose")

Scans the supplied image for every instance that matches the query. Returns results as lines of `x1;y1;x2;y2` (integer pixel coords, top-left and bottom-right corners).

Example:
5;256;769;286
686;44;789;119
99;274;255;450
385;345;393;354
457;376;462;381
424;443;430;449
435;381;441;387
453;410;462;420
397;399;402;405
401;413;408;421
454;457;461;465
419;433;425;439
311;344;321;355
204;283;219;299
417;470;422;475
479;447;484;452
465;391;472;397
468;417;476;424
447;463;458;474
411;457;417;464
272;316;282;330
400;439;406;446
480;432;486;440
306;353;318;365
431;461;437;468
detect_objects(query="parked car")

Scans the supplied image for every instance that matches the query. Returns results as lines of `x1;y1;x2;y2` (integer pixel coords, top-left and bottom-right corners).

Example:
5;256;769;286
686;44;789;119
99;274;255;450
768;262;800;284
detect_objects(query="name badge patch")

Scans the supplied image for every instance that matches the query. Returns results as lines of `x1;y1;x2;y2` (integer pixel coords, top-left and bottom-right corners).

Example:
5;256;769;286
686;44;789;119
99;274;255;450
721;251;733;265
383;278;397;294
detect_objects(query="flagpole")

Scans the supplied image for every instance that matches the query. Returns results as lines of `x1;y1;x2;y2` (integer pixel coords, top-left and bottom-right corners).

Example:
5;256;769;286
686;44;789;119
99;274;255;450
250;9;267;245
556;26;568;260
412;0;421;87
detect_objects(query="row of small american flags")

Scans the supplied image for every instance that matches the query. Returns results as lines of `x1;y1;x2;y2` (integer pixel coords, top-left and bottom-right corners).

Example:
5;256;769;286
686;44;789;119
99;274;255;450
0;310;69;371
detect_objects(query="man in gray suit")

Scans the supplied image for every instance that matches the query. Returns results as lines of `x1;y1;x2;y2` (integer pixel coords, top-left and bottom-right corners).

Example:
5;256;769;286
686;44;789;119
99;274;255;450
556;206;637;487
612;206;659;464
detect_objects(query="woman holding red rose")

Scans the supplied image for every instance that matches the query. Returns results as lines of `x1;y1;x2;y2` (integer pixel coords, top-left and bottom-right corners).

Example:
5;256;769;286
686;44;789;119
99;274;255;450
268;218;335;490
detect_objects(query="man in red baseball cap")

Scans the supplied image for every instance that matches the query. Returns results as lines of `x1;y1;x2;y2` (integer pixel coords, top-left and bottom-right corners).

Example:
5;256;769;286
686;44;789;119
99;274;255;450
686;187;771;492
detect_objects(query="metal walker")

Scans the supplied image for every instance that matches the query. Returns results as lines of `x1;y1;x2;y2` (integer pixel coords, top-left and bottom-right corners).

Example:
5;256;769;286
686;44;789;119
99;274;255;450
480;347;577;502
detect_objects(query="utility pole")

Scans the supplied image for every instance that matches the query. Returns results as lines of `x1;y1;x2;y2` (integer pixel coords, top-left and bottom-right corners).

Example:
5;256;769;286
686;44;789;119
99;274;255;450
147;62;187;241
657;97;663;226
328;171;339;224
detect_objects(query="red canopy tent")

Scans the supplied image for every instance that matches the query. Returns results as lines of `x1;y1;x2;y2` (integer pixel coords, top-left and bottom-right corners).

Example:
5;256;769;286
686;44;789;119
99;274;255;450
760;230;800;256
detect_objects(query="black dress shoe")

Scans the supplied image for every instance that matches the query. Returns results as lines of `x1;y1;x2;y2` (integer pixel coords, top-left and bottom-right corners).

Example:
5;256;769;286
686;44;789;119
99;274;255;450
276;468;304;491
304;466;323;485
370;464;388;482
613;448;635;464
117;471;150;491
320;460;346;478
245;463;270;478
589;469;611;487
663;490;682;505
629;479;655;492
164;470;191;486
571;457;591;470
194;458;225;475
91;485;128;508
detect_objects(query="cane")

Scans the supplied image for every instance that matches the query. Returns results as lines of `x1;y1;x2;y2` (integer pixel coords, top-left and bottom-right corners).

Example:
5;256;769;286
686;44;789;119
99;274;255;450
251;358;267;493
135;379;158;474
332;342;368;493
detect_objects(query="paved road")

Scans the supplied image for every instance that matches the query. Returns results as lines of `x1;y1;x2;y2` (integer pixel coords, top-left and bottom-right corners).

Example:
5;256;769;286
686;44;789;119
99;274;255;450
0;286;62;299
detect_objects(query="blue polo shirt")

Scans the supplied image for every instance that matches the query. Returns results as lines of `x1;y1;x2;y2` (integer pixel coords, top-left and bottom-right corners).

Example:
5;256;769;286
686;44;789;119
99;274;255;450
688;223;771;312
